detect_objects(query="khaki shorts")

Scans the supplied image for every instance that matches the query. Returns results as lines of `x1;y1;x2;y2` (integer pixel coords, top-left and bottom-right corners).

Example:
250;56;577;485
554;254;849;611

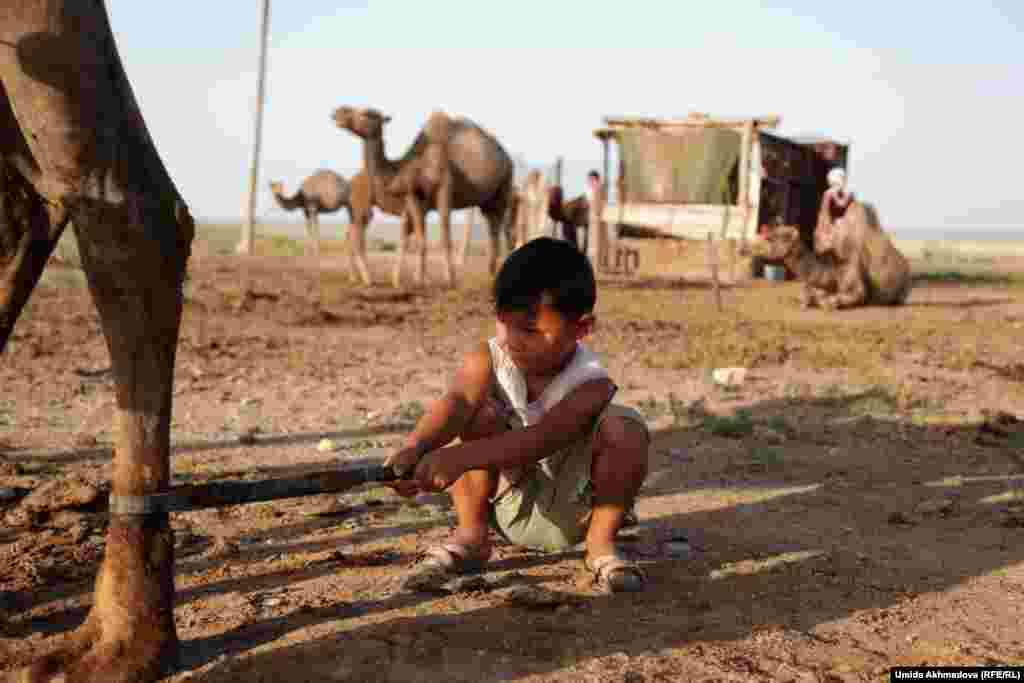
489;404;648;551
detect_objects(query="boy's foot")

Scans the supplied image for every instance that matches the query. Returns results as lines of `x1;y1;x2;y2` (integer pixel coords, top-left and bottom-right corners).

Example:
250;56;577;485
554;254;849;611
585;552;646;594
401;542;491;591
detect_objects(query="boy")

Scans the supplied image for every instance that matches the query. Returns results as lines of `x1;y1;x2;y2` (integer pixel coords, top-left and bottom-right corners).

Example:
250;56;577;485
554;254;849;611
385;237;650;593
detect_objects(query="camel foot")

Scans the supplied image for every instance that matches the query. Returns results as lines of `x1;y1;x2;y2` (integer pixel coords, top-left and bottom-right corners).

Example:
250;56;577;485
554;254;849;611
8;610;177;683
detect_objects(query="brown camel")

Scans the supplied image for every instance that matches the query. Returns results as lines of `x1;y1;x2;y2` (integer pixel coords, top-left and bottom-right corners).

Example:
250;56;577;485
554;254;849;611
1;2;193;681
745;222;912;310
269;169;376;286
547;185;590;253
333;106;516;288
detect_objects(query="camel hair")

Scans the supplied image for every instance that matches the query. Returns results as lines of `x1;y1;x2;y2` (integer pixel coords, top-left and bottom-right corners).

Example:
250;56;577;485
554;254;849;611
746;220;911;310
1;2;194;681
332;106;517;288
269;169;376;286
547;185;591;253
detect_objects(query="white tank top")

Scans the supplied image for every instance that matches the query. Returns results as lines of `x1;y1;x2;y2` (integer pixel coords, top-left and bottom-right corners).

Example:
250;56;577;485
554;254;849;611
486;337;611;500
487;337;610;427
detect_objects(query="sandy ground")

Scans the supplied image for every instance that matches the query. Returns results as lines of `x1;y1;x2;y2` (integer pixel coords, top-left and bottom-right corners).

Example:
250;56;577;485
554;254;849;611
2;225;1024;682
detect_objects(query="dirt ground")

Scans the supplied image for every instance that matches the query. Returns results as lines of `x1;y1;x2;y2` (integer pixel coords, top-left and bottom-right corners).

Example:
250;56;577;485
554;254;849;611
2;225;1024;682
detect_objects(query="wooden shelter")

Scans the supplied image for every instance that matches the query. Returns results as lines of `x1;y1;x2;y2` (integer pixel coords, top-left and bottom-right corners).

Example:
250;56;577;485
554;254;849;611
593;113;848;243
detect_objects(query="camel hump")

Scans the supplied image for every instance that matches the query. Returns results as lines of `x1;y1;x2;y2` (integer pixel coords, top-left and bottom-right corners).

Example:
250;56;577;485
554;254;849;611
424;110;452;143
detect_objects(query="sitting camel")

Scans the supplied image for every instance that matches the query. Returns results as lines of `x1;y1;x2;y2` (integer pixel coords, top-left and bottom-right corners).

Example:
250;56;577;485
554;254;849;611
269;170;378;286
547;185;590;252
333;106;516;288
746;221;912;310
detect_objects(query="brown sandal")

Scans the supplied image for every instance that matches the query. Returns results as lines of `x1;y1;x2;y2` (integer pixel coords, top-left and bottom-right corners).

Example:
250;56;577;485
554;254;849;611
586;553;647;594
401;543;491;591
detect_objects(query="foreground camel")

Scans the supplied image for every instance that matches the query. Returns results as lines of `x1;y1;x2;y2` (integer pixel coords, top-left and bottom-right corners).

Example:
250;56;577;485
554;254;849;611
747;222;911;310
333;106;516;288
269;170;376;285
1;2;193;680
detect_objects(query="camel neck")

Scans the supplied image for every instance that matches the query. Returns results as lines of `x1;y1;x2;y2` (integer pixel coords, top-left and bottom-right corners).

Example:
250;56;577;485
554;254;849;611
272;189;304;212
363;136;397;180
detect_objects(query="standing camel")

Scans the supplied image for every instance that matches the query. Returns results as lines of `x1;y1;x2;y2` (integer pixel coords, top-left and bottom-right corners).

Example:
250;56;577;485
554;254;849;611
333;106;516;288
269;169;375;285
2;2;192;681
547;185;591;253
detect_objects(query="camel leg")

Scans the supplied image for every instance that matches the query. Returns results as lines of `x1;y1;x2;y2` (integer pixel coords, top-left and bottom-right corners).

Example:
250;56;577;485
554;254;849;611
482;209;503;275
831;265;868;309
348;210;372;286
2;3;194;679
0;163;68;352
393;211;412;289
437;186;456;288
308;207;322;262
404;195;428;286
23;198;192;683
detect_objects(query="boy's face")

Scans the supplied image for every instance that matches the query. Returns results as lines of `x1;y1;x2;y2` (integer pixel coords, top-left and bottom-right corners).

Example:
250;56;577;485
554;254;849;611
496;298;594;374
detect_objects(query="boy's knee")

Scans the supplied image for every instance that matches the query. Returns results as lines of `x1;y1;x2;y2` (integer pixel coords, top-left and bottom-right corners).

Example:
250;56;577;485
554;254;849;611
595;415;649;460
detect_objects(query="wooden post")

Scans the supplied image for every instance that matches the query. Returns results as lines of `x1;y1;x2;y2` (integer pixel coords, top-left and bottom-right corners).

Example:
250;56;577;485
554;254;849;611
708;232;722;312
554;157;564;187
237;0;271;256
458;208;475;267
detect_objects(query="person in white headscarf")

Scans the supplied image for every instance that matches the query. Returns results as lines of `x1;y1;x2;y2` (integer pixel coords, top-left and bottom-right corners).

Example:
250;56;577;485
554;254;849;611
815;167;855;255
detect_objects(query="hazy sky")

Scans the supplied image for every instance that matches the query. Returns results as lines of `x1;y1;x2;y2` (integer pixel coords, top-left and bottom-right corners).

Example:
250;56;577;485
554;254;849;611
107;1;1023;229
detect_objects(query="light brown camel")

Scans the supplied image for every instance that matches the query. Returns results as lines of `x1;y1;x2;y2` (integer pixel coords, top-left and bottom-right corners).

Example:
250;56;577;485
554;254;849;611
269;169;375;285
333;106;516;288
1;2;192;681
745;222;912;310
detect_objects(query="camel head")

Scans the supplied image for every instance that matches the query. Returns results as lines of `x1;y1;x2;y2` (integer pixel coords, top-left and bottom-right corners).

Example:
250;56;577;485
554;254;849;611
268;180;284;195
747;225;803;261
332;106;392;139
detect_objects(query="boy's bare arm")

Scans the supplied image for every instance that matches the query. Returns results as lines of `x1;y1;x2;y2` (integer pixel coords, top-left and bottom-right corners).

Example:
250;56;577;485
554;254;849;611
415;377;616;487
386;342;493;475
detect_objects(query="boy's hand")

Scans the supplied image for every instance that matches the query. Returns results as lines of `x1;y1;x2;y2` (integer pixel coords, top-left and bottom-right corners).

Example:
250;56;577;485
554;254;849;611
383;444;427;497
413;450;467;492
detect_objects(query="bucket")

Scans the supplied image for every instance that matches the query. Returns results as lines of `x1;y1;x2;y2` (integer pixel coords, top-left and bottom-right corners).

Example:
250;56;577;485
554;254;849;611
764;265;786;282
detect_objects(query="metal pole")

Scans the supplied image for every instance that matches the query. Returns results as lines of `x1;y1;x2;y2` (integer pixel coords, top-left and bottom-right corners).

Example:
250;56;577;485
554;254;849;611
237;0;271;255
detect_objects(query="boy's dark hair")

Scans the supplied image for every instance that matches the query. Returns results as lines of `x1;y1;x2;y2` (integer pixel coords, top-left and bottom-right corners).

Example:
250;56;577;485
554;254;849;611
587;170;600;180
494;237;596;320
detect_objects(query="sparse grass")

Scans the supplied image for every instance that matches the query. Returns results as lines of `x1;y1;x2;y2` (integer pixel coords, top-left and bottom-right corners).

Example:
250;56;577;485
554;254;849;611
393;401;425;424
636;396;666;421
1009;432;1024;451
370;239;397;252
667;393;690;426
766;415;790;433
750;446;784;466
913;269;1024;287
705;409;754;438
847;385;900;415
0;399;14;427
818;383;849;401
264;235;303;257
